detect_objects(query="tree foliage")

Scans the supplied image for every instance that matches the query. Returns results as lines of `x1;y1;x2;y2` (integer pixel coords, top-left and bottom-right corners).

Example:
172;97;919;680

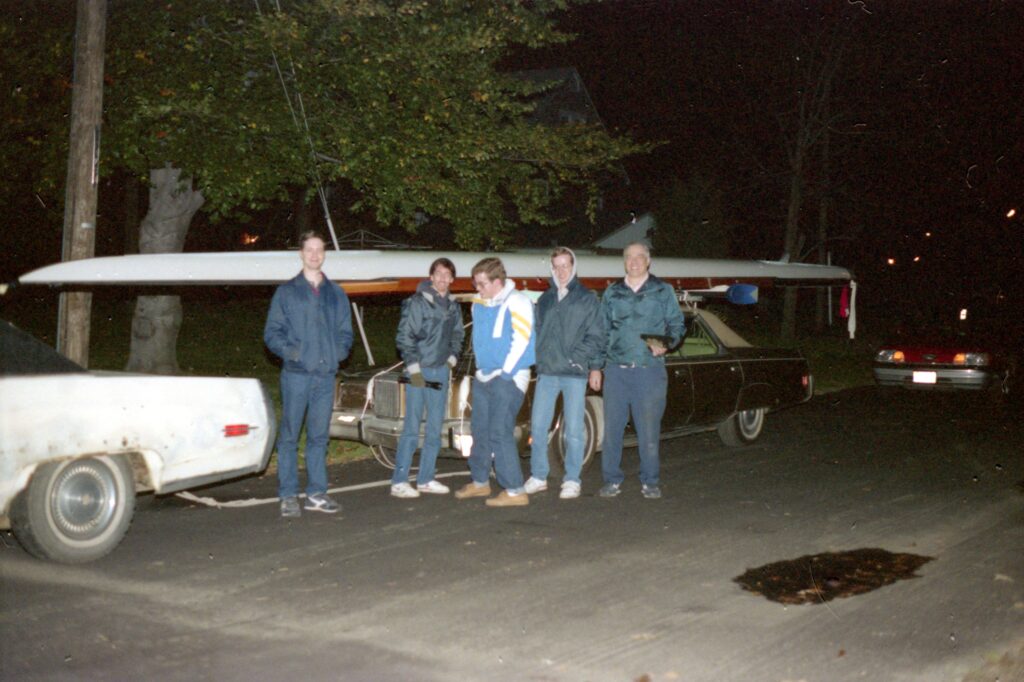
3;1;648;252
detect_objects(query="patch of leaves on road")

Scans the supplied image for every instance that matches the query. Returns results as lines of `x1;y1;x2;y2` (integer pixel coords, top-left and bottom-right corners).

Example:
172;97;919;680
734;548;933;605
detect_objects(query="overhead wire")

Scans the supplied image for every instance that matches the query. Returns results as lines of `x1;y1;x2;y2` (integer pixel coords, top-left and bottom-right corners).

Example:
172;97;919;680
252;0;340;250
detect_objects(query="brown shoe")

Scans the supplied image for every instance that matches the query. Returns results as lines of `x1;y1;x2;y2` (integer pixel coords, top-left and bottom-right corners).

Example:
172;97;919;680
485;490;529;507
454;482;492;499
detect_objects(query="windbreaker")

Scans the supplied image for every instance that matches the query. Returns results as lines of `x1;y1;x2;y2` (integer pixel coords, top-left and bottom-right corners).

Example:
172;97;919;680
395;279;465;372
600;273;686;368
264;272;353;375
472;279;535;391
535;276;605;377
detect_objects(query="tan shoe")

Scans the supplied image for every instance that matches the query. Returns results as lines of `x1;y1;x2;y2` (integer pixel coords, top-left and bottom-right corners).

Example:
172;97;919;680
485;490;529;507
454;482;492;499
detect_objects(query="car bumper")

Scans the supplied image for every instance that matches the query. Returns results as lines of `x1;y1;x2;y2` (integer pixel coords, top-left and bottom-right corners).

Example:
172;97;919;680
330;410;472;455
873;366;997;391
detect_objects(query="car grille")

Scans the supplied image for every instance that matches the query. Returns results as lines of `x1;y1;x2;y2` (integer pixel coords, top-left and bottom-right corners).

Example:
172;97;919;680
373;376;403;419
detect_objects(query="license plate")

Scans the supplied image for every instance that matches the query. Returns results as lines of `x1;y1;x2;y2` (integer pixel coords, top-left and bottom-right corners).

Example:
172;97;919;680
913;371;937;384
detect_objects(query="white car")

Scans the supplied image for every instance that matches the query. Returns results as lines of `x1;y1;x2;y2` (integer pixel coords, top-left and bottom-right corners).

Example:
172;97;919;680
0;319;275;563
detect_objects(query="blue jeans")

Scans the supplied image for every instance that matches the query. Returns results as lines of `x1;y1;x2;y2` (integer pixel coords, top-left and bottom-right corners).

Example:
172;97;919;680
392;365;450;485
468;377;526;492
529;374;588;483
601;364;667;486
276;370;335;498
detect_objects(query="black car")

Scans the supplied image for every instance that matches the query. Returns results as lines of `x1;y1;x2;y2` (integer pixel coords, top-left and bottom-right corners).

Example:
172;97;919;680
331;308;813;472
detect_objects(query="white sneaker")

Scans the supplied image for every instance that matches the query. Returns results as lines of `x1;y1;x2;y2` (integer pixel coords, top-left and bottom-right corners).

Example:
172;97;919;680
417;480;450;495
523;477;548;494
390;482;420;498
559;481;581;499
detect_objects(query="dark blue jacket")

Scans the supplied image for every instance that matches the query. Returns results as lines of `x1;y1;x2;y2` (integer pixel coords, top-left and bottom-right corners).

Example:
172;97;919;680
396;280;465;371
264;273;353;375
535;277;606;377
601;274;686;368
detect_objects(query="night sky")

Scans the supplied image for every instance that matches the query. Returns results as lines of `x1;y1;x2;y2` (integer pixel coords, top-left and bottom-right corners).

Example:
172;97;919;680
517;0;1024;318
4;1;1022;326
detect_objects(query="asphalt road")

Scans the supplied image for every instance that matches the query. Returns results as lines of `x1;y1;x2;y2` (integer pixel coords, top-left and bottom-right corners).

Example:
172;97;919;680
2;387;1022;682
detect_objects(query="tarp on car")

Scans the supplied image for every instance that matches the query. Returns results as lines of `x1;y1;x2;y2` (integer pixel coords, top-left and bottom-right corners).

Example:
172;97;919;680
0;319;86;376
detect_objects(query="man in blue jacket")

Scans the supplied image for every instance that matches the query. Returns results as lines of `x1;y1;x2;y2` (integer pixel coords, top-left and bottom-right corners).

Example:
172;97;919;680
390;257;465;498
454;257;536;507
591;242;685;499
264;231;353;518
523;247;605;499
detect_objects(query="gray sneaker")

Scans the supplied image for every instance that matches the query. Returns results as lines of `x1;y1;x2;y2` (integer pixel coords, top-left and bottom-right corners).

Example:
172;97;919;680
641;484;662;499
280;496;301;518
598;482;621;498
304;493;340;513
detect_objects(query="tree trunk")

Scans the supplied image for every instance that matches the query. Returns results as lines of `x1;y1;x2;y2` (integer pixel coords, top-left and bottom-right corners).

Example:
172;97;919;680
57;0;107;367
780;154;803;341
815;124;832;333
124;166;203;374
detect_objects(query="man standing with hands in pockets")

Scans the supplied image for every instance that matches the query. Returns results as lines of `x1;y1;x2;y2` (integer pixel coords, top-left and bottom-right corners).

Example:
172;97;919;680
264;231;353;518
523;247;605;499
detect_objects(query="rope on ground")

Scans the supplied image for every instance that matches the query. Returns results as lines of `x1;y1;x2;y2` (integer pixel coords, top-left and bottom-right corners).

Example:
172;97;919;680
174;470;471;509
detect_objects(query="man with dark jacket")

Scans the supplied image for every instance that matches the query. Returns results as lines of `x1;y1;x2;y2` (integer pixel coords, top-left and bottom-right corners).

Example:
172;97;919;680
390;257;465;498
523;247;605;499
590;242;685;500
264;231;353;518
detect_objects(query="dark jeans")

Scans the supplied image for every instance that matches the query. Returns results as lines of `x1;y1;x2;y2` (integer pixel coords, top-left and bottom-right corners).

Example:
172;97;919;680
601;364;667;486
276;370;335;498
468;377;526;492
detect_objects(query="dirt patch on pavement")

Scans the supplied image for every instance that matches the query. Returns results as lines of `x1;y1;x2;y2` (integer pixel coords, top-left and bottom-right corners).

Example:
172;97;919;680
734;548;933;605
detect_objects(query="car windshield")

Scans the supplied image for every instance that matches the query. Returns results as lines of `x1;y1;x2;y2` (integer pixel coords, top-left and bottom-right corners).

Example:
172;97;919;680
0;319;86;376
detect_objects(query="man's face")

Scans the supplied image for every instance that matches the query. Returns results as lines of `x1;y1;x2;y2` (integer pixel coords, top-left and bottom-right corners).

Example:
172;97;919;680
624;245;650;279
473;272;503;300
431;265;454;296
551;253;574;288
300;237;326;272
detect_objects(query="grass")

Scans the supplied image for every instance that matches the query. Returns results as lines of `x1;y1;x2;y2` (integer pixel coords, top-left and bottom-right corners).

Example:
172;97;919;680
1;290;875;471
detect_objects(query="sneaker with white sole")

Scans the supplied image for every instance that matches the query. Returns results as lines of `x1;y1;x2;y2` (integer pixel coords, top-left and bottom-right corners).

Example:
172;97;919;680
523;477;548;494
641;484;662;500
390;482;421;498
598;482;621;498
280;496;301;518
417;480;450;495
304;492;340;513
559;481;581;499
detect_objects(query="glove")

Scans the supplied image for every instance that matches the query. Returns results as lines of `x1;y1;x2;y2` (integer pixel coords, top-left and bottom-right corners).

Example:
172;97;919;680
447;355;458;368
409;371;426;388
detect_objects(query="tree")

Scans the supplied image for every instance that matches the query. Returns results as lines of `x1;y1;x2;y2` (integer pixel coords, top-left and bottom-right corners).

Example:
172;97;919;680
650;173;732;259
4;0;648;372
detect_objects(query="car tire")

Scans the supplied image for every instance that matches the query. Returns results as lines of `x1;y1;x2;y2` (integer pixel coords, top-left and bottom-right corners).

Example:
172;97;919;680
716;407;766;447
551;397;601;474
10;455;135;564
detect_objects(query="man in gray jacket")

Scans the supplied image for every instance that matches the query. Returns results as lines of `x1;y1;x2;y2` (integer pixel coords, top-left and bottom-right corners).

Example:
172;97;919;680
390;257;465;498
264;231;353;518
523;247;606;499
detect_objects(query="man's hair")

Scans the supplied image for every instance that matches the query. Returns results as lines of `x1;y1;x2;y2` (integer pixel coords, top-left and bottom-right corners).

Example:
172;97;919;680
550;246;575;265
623;241;650;259
430;257;456;278
299;230;326;248
471;257;506;283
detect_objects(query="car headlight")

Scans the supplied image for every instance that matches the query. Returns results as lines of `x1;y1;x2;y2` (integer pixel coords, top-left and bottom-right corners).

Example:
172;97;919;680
954;352;990;366
875;349;904;363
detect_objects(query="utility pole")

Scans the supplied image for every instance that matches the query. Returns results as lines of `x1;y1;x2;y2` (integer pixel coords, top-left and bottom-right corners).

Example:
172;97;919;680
57;0;107;366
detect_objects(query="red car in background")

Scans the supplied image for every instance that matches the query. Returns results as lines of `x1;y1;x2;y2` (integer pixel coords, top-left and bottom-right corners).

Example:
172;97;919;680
873;306;1017;397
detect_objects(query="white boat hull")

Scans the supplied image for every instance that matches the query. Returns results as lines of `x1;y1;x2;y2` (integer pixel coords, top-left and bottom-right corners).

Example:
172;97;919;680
18;250;852;295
